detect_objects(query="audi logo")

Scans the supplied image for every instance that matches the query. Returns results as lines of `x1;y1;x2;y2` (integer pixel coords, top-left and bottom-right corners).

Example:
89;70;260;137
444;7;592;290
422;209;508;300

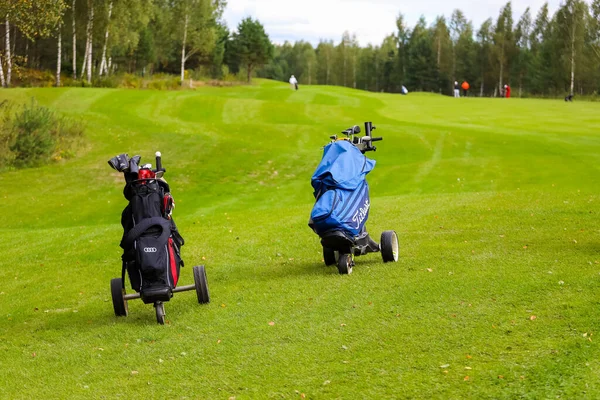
143;247;158;253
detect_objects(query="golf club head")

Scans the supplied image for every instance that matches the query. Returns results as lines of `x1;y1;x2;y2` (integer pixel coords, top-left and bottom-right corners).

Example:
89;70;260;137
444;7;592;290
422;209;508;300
130;155;141;166
108;154;130;172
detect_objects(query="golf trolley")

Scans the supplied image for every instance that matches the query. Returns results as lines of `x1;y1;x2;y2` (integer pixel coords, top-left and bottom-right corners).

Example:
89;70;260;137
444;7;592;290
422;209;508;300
309;122;399;274
108;151;210;324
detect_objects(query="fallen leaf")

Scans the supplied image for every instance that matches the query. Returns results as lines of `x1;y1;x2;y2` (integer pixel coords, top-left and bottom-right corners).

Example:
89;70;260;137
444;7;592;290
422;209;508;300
221;304;226;308
159;359;164;363
530;315;537;321
440;364;450;368
340;323;346;327
465;367;472;370
464;376;470;381
466;355;472;359
341;345;348;350
268;321;275;326
217;339;222;344
498;375;504;379
131;371;139;375
427;268;433;272
323;380;331;385
31;352;36;357
201;256;206;260
573;239;578;244
301;394;306;399
523;245;528;249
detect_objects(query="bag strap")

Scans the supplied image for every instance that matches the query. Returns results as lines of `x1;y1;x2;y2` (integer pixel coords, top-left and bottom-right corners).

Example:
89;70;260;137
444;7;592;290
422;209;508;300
120;217;170;249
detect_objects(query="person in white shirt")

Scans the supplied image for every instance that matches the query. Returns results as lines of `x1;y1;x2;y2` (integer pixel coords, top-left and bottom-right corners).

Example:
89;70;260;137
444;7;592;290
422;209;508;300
289;75;298;90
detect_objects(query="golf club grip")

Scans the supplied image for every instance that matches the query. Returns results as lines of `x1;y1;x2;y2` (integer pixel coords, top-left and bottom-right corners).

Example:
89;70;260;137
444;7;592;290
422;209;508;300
371;137;383;142
155;155;163;171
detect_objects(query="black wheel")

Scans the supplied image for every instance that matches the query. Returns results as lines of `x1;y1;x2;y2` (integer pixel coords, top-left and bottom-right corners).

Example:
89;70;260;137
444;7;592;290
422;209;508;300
381;230;399;263
110;278;128;317
193;265;210;304
323;247;337;266
337;254;353;275
155;302;165;325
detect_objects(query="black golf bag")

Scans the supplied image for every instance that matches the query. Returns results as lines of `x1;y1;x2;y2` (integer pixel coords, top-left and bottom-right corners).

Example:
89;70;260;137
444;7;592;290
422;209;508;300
111;154;185;305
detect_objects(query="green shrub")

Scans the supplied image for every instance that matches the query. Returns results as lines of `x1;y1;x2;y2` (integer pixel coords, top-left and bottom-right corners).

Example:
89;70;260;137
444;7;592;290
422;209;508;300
0;100;86;169
9;100;56;167
93;75;120;88
120;73;143;89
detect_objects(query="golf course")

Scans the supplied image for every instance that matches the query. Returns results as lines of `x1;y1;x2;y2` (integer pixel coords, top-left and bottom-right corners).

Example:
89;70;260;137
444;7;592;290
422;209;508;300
1;80;599;398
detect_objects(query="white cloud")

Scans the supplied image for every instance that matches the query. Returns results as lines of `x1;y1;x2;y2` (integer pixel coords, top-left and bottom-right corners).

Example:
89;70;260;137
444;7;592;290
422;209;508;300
223;0;563;46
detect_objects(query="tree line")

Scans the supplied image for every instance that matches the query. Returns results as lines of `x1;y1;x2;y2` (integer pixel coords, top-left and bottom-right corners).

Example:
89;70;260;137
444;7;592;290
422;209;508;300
0;0;272;87
260;1;600;97
0;0;599;97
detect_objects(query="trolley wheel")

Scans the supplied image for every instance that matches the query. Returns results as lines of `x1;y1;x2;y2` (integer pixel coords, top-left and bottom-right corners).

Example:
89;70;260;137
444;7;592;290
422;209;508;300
193;265;210;304
323;247;337;266
381;230;399;263
337;253;353;275
110;278;128;317
155;302;165;325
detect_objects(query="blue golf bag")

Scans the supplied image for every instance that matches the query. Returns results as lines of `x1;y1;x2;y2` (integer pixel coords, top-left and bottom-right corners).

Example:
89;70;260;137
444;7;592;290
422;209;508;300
308;122;398;274
309;139;376;244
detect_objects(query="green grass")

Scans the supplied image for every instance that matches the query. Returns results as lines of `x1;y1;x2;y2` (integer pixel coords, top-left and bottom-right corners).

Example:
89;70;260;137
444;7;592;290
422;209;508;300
1;80;600;399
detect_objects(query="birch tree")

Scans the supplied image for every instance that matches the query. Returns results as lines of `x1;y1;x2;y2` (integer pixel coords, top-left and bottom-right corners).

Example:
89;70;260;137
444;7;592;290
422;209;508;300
556;0;587;96
99;1;113;76
494;2;515;93
56;23;62;86
175;0;217;84
72;0;77;79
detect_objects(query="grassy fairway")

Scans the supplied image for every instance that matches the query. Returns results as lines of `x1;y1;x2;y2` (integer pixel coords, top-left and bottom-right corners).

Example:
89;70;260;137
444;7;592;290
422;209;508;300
1;80;599;399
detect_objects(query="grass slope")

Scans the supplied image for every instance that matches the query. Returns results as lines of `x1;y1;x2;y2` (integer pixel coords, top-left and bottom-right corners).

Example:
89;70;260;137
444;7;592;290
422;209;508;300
1;80;600;399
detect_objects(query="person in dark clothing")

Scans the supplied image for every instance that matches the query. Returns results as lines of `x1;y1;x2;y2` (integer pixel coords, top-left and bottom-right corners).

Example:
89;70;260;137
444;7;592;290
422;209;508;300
454;81;460;98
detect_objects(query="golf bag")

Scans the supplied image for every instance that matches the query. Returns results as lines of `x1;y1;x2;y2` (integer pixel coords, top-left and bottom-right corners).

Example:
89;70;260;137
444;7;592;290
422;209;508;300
309;139;375;240
111;154;184;304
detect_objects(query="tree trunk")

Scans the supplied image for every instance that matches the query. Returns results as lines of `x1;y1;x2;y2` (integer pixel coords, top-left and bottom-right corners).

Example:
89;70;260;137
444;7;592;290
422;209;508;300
81;35;89;79
72;0;77;79
570;19;575;96
99;0;113;76
343;49;347;87
353;54;356;89
498;42;504;93
86;1;94;84
0;54;5;87
11;24;16;57
480;80;484;97
437;38;441;67
180;13;189;84
247;64;252;83
326;52;330;85
308;62;311;85
56;27;62;87
5;16;12;86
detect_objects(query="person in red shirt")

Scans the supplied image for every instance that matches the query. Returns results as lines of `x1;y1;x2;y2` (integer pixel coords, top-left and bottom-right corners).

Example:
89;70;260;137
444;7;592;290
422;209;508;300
504;84;511;98
461;81;470;97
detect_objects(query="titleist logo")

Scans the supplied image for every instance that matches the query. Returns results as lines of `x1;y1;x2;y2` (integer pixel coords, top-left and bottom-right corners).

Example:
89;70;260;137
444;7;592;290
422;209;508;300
352;199;370;229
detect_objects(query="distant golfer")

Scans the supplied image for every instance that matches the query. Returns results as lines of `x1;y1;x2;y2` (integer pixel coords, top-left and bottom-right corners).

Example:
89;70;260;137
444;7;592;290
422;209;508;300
454;81;460;98
461;81;470;97
289;75;298;91
504;84;511;98
401;85;408;95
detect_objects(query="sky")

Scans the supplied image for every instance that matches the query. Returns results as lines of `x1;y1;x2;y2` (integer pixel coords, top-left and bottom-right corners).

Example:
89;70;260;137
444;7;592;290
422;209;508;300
223;0;564;47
